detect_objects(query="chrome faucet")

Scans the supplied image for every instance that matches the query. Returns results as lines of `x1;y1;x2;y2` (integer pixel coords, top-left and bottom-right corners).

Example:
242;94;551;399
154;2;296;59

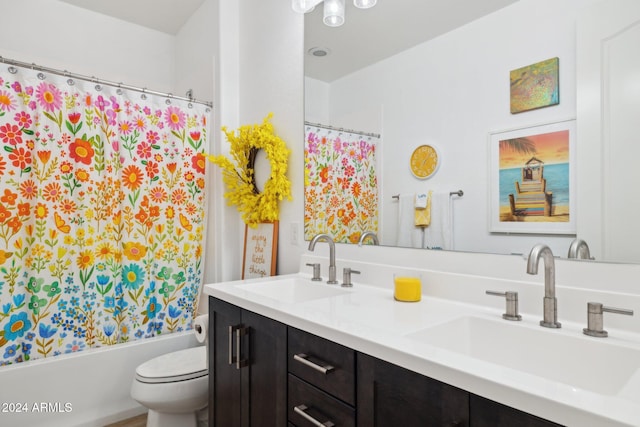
526;244;561;328
358;231;379;246
567;238;592;260
308;233;338;284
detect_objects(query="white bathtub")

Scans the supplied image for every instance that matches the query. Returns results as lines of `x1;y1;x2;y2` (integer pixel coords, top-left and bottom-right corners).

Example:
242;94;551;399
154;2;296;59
0;331;200;427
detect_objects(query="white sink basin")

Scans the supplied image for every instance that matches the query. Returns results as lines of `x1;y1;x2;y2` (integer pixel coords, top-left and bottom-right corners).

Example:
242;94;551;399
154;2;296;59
406;316;640;395
237;278;349;304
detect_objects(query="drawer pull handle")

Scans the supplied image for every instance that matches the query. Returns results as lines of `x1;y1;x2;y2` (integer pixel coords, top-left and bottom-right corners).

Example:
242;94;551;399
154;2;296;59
293;353;334;374
294;404;335;427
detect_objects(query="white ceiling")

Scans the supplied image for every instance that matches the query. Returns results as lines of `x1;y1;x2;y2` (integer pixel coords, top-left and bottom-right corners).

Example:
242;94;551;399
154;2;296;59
304;0;519;82
58;0;518;82
59;0;206;35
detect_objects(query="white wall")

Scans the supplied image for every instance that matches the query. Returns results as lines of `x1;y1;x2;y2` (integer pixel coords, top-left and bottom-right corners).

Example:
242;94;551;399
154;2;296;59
213;0;305;281
304;77;330;123
175;0;216;104
311;0;599;256
0;0;176;91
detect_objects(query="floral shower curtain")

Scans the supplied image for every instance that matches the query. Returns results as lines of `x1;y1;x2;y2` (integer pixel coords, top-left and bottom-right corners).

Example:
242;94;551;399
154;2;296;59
0;65;209;365
304;125;379;244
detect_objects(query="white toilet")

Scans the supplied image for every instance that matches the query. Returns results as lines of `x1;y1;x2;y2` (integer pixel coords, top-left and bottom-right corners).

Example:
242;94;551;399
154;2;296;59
131;346;208;427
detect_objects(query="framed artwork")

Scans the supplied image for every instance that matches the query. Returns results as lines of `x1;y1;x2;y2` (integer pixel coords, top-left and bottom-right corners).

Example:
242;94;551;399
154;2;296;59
510;57;559;114
488;119;576;234
242;221;278;279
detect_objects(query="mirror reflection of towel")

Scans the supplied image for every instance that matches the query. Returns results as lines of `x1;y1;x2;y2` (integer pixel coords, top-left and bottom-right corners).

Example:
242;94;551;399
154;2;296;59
425;192;453;250
414;192;431;226
397;194;423;248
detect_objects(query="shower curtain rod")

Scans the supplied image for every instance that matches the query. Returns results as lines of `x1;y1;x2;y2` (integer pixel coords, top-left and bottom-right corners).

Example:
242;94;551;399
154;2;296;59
0;55;213;108
305;121;381;139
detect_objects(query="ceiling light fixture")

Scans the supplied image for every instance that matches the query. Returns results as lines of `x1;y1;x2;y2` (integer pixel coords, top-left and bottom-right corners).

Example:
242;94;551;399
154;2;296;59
353;0;376;8
323;0;345;27
292;0;376;28
291;0;322;13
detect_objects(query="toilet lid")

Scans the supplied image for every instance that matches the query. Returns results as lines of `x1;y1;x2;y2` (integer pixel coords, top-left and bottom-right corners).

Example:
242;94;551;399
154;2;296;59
135;346;208;384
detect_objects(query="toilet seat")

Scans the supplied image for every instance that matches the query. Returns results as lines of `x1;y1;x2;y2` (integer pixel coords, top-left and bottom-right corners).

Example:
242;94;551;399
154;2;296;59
135;346;207;384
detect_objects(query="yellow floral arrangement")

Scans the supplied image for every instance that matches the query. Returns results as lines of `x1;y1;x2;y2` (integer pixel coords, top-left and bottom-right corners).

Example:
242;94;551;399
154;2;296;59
208;113;292;227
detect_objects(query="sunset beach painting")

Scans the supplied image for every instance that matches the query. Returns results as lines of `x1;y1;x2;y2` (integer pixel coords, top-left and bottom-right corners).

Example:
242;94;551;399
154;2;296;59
489;120;576;234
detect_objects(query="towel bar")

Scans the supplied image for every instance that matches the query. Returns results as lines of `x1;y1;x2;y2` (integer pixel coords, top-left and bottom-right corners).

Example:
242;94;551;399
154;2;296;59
392;190;463;200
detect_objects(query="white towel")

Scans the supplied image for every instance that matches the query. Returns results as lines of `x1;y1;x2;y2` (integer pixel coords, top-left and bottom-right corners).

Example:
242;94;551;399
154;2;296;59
425;192;453;250
396;194;424;248
415;192;428;209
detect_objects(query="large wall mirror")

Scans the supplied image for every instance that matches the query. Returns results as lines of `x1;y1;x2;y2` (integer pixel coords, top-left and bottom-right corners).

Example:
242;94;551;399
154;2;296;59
303;0;640;264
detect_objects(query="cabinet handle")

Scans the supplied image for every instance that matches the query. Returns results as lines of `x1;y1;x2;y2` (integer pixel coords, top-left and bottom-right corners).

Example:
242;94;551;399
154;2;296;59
236;326;248;369
293;404;335;427
228;324;249;369
228;325;234;365
293;353;335;374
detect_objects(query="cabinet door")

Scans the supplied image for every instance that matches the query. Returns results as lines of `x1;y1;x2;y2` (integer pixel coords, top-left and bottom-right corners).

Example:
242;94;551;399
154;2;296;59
210;297;242;427
209;297;287;427
243;309;287;427
357;353;469;427
470;395;563;427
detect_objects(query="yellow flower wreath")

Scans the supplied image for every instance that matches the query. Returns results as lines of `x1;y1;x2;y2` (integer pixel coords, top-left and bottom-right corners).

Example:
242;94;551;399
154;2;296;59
208;114;292;227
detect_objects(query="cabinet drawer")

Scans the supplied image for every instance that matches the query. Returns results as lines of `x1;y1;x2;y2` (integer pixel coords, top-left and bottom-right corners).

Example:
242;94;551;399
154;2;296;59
288;327;356;405
288;374;355;427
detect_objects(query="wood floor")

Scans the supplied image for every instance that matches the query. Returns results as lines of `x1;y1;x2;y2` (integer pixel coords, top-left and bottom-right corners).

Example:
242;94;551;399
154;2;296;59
104;413;147;427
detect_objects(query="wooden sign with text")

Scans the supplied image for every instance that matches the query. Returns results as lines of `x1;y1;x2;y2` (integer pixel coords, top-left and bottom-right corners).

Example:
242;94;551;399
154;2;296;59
242;221;278;279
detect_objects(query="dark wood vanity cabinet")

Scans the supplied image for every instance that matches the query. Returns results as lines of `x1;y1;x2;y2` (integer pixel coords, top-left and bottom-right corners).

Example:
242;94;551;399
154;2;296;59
209;297;563;427
357;352;470;426
357;353;563;427
470;395;563;427
208;297;287;427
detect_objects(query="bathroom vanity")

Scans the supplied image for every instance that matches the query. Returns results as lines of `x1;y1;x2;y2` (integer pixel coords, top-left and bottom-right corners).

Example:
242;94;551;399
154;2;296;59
208;297;560;427
204;256;640;427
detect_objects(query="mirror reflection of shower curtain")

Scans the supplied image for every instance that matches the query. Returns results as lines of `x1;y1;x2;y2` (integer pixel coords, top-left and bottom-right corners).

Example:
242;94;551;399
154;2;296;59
304;125;379;244
0;64;210;365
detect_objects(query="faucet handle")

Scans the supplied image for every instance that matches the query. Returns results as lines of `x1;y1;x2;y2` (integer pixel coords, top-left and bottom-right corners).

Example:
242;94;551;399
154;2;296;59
305;263;322;281
486;290;522;321
583;302;634;338
341;268;360;288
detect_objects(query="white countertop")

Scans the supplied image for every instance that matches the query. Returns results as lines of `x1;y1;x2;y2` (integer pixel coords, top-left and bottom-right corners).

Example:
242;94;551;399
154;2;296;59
204;266;640;427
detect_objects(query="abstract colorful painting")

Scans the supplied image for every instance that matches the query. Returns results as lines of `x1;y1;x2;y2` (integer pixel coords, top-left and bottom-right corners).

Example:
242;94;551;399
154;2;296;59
510;57;559;114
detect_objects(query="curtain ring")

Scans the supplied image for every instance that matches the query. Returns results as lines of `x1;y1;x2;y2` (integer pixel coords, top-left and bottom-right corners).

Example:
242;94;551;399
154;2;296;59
67;78;75;86
8;66;17;74
95;84;102;91
37;72;46;80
